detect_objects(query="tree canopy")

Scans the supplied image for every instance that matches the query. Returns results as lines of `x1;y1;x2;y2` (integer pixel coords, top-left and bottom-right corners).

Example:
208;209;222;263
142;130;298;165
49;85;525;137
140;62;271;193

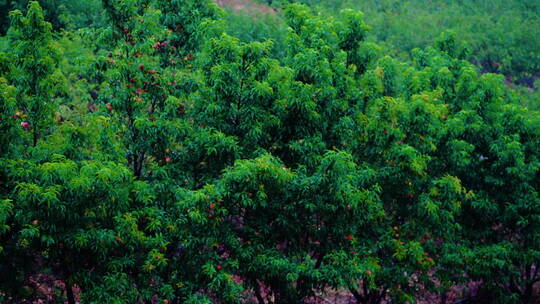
0;1;539;304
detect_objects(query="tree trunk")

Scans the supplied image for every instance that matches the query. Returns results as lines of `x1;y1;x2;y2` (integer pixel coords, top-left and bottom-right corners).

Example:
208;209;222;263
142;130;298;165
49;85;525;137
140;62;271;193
523;278;540;303
132;152;144;179
440;292;447;304
254;280;265;304
350;288;365;304
33;128;38;147
66;283;76;304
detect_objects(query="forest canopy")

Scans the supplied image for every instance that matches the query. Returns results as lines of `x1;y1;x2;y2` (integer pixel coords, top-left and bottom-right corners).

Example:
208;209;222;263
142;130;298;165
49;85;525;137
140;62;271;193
0;1;539;304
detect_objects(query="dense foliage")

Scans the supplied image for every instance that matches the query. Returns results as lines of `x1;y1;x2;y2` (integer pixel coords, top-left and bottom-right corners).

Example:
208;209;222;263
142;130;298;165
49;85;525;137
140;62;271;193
291;0;540;87
0;1;539;304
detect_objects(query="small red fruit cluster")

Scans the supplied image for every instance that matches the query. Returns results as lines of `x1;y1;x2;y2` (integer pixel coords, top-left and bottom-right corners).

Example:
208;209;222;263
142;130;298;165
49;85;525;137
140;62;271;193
154;41;169;50
208;203;216;218
12;112;30;130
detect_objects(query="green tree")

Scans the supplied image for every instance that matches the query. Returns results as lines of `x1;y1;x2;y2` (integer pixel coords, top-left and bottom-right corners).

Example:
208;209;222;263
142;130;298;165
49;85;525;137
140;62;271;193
6;1;61;147
99;0;173;179
156;0;220;59
0;77;18;155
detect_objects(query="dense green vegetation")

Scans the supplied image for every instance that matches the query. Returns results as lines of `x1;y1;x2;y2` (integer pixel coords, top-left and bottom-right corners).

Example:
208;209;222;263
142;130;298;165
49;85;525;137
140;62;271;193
290;0;540;86
0;1;539;304
0;0;106;32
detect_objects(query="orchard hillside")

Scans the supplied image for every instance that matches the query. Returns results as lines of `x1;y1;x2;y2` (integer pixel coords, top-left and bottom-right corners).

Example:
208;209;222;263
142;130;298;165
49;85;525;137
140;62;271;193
0;1;539;304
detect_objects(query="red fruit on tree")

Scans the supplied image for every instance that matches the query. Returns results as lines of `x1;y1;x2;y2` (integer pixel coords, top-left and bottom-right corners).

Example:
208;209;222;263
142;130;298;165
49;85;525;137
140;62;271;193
165;157;172;163
20;122;29;129
217;265;223;271
345;235;353;241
